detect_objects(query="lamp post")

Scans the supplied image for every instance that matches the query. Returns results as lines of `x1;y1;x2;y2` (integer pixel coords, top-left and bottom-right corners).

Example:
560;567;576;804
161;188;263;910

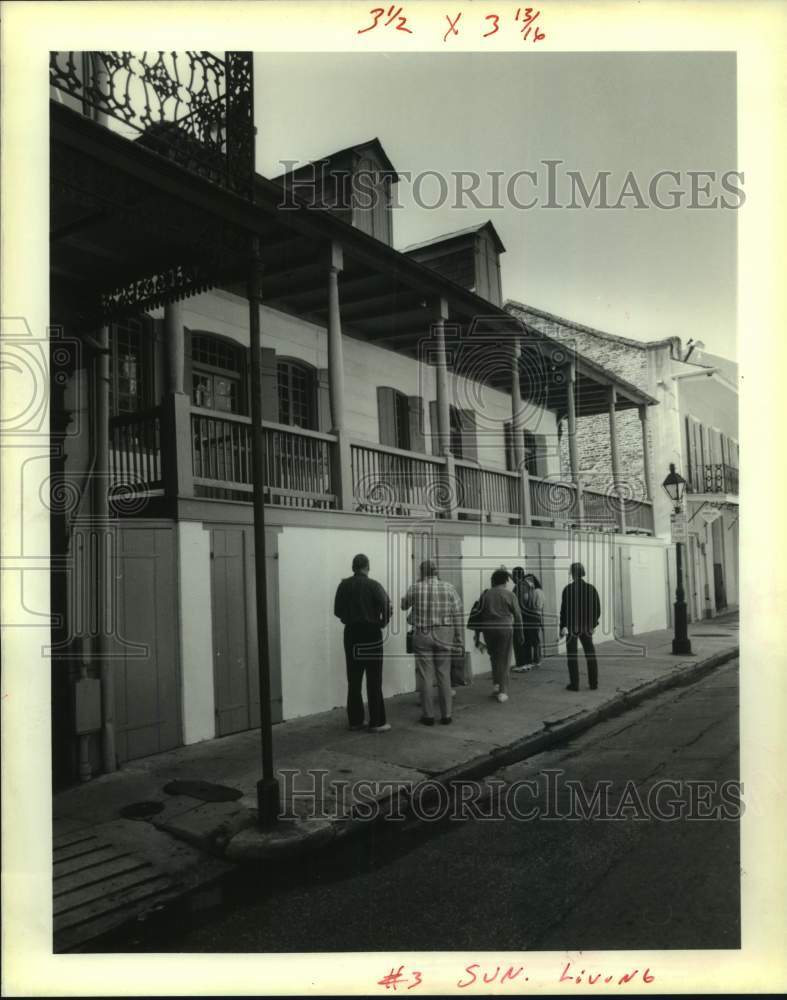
662;463;693;655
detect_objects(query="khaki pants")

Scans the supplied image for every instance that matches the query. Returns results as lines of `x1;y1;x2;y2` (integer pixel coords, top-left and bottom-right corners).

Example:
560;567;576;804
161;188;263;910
413;625;454;720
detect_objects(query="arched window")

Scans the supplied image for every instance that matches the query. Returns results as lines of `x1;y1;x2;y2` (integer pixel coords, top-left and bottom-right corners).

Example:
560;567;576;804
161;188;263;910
277;358;317;430
190;332;246;414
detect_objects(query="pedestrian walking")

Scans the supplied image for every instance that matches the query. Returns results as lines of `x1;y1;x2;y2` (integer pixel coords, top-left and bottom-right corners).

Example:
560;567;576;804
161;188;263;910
334;553;392;732
559;562;601;691
471;568;522;703
401;560;463;726
513;572;545;672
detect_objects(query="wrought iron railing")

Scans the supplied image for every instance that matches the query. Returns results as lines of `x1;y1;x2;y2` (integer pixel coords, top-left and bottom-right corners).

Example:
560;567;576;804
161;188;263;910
581;487;619;528
701;462;739;495
50;51;254;197
624;498;655;533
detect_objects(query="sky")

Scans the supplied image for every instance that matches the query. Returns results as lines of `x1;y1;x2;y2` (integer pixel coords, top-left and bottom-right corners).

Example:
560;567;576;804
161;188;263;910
254;52;738;359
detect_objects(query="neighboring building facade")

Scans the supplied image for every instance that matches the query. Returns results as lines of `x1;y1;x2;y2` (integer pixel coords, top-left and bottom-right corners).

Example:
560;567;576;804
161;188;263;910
506;302;739;622
49;52;671;788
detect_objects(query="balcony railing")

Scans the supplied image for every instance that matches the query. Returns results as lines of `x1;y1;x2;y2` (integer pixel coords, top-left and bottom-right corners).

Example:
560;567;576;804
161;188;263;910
109;407;163;493
351;442;444;516
697;463;739;496
108;405;654;534
191;410;336;509
50;51;254;197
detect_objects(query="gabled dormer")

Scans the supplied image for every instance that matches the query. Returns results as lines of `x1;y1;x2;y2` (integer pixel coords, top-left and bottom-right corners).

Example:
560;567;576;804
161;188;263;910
274;138;398;247
403;221;505;307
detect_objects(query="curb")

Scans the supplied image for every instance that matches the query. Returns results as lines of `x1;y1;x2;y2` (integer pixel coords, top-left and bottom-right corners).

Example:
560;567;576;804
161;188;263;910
224;645;739;861
77;644;738;950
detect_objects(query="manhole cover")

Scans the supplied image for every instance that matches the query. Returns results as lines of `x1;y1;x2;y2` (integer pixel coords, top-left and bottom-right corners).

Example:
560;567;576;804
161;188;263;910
163;779;243;802
119;800;165;820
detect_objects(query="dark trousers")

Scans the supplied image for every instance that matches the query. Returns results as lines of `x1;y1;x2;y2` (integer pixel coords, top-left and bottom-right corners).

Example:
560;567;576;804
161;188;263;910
566;632;598;689
344;623;386;728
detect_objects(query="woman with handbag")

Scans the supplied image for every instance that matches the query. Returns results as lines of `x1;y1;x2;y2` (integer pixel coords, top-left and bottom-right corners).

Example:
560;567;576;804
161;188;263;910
469;568;522;703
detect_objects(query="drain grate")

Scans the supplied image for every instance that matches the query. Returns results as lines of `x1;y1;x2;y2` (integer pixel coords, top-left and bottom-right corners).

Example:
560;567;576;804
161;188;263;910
163;779;243;802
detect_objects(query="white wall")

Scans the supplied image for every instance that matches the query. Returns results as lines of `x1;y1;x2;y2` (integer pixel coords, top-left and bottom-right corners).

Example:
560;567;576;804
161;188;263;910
177;521;215;744
275;523;418;720
626;538;671;633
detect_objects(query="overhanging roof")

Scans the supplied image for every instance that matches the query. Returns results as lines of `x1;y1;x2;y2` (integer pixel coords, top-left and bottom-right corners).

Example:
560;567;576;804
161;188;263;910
50;101;655;419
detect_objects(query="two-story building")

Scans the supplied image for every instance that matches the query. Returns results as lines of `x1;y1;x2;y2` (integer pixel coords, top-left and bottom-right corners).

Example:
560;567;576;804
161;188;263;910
49;51;668;787
506;302;739;624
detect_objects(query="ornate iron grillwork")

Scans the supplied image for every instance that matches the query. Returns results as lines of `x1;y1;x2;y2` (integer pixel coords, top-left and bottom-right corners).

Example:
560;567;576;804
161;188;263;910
50;51;254;197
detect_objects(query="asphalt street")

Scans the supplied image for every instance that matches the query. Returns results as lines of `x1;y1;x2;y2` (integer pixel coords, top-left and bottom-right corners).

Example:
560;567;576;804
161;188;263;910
112;659;740;953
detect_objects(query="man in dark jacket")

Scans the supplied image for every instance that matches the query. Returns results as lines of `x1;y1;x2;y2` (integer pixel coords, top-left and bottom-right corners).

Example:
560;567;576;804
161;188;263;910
334;553;392;732
559;562;601;691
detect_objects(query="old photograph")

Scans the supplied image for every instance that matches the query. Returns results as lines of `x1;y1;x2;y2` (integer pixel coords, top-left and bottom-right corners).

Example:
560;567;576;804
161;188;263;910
3;2;786;995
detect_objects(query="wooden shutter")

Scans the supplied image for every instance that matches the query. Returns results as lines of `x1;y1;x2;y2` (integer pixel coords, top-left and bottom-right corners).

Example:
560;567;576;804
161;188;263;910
377;386;397;447
317;368;331;432
407;395;426;453
260;347;278;422
460;409;478;462
429;400;440;456
524;431;537;476
532;433;548;477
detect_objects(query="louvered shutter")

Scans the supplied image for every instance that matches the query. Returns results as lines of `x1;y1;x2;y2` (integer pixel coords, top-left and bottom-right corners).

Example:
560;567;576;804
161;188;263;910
260;347;278;423
460;409;478;462
407;395;426;453
504;421;515;471
377;386;397;446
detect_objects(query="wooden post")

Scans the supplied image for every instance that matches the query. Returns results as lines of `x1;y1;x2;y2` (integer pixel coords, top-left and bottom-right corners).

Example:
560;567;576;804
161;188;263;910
327;241;353;509
511;340;532;526
93;324;116;773
248;235;279;827
163;301;185;394
433;297;457;519
609;386;626;533
639;404;653;500
566;361;584;527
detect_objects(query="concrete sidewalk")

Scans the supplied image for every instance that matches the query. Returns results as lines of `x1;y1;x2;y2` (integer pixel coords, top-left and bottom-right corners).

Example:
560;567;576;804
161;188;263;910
53;614;739;951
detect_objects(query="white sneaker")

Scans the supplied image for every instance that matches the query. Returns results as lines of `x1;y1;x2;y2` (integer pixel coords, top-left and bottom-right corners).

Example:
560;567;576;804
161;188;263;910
369;723;391;733
450;689;457;697
511;666;527;674
497;692;509;703
492;684;501;694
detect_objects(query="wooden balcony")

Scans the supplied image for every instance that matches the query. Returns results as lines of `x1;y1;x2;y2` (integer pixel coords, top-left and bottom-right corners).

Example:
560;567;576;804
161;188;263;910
108;406;654;533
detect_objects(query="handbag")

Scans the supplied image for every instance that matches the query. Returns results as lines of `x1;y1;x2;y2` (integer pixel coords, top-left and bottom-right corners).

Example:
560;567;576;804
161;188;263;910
466;590;487;631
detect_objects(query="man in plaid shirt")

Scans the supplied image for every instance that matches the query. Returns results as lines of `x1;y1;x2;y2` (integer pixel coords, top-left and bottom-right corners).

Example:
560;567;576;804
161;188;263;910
401;560;464;726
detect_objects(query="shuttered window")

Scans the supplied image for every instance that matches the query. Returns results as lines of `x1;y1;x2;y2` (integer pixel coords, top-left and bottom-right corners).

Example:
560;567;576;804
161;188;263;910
378;387;426;451
190;333;246;415
505;422;546;476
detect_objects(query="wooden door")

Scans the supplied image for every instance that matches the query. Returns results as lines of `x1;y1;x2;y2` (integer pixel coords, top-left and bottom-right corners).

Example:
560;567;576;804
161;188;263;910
210;525;282;737
113;526;181;762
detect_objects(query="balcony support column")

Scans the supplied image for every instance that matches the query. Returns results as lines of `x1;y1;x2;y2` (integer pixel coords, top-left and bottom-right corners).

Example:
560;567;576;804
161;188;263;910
93;323;116;774
248;235;279;829
638;404;654;501
433;297;457;519
566;361;584;527
511;341;532;527
162;302;193;501
609;386;626;534
327;242;353;510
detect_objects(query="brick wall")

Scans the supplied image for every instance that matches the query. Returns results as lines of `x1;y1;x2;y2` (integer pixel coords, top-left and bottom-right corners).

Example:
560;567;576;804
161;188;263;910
507;303;661;500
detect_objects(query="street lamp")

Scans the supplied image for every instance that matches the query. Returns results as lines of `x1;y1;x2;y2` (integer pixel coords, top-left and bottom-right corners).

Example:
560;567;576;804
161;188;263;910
662;463;693;655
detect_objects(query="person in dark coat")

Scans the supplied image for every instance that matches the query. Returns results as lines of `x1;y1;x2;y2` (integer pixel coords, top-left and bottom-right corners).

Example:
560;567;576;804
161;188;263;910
334;553;392;732
559;562;601;691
